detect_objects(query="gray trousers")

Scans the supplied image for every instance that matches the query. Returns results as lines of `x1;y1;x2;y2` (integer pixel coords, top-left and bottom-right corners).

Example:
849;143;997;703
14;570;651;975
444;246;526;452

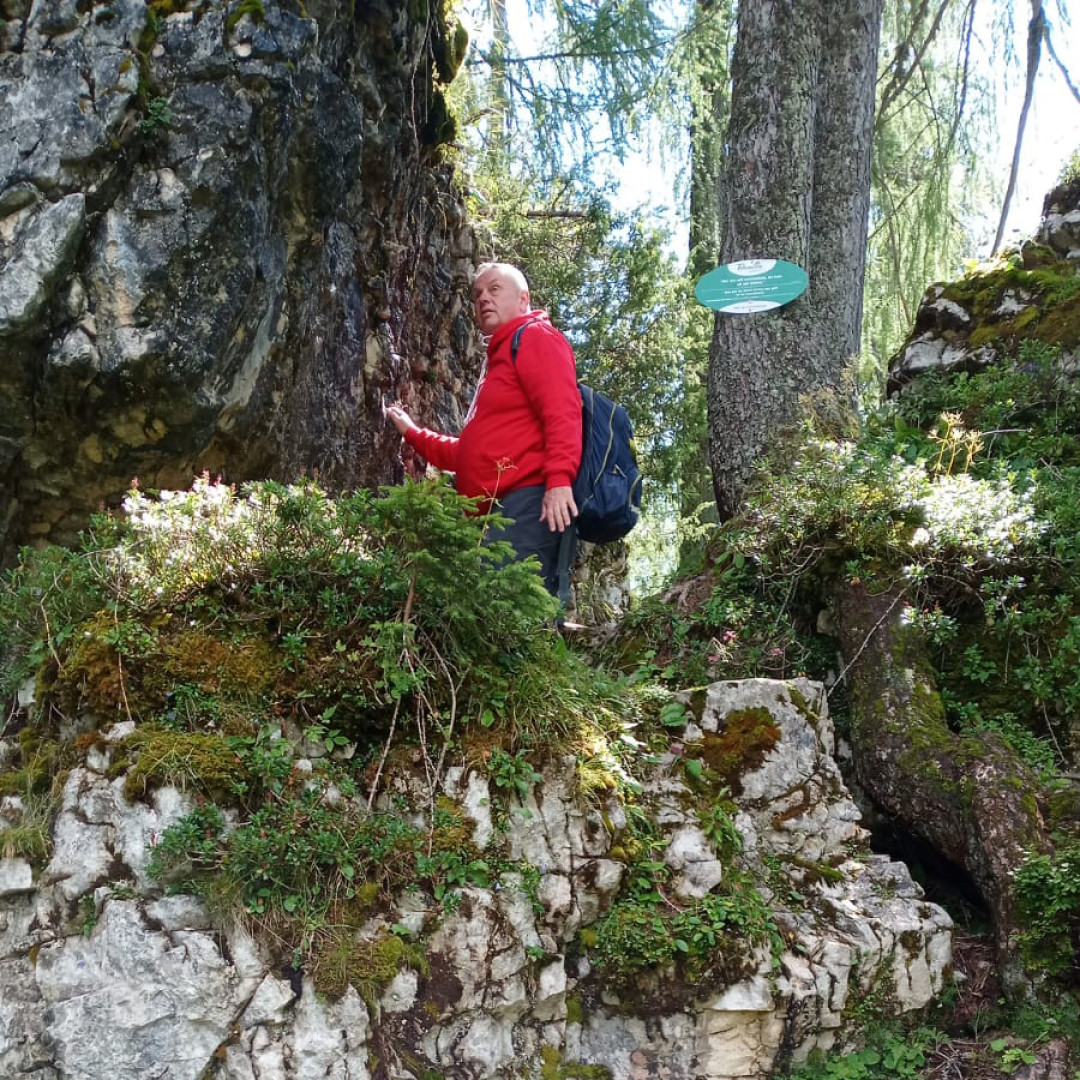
485;484;577;607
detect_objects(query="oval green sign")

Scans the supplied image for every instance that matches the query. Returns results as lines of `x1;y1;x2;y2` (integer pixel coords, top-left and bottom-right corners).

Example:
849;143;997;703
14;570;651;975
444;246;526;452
695;259;808;314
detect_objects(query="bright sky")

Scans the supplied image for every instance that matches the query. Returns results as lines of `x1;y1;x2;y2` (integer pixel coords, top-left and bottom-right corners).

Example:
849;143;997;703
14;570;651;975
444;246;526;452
495;0;1080;259
983;6;1080;245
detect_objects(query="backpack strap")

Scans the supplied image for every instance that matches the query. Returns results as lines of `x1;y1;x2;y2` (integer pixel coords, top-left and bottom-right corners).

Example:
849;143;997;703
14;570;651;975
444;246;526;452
555;522;576;611
509;318;544;365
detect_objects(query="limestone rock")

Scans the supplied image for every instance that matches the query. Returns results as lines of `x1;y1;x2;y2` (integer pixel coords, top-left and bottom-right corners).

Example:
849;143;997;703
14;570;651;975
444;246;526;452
1039;178;1080;259
889;180;1080;393
0;680;951;1079
0;0;479;563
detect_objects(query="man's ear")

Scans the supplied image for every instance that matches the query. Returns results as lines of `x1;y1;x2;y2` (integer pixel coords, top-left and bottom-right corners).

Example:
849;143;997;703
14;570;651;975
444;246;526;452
520;290;531;312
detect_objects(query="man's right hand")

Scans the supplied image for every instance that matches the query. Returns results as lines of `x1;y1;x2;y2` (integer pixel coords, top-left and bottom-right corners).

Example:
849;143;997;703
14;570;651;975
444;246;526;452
386;404;418;436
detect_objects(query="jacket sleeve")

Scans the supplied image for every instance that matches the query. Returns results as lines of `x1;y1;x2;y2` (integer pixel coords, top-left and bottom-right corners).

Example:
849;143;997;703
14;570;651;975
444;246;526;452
514;325;582;490
403;426;459;473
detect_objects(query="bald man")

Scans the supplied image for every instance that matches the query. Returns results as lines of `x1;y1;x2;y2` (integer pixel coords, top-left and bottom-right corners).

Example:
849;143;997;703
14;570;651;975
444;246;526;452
387;262;582;602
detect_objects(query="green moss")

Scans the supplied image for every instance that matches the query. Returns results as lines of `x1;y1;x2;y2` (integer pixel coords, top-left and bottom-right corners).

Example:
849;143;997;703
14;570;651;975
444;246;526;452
429;797;473;851
565;993;585;1026
310;929;427;1001
689;686;708;722
940;259;1080;353
226;0;264;32
0;731;67;797
787;855;845;885
697;707;781;794
1019;243;1060;270
422;90;457;148
54;620;134;718
1036;294;1080;347
967;324;1004;349
576;759;621;802
540;1046;612;1080
161;631;276;695
121;726;247;802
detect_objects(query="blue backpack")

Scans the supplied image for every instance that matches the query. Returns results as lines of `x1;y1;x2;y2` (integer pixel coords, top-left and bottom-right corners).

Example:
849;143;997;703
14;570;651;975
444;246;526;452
512;323;642;545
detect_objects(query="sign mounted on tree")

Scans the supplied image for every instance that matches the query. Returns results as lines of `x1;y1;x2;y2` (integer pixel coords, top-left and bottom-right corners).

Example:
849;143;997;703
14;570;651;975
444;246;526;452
695;259;808;314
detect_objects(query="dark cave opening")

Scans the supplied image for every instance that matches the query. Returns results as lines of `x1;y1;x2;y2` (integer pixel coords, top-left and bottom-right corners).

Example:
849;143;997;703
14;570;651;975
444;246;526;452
869;815;990;932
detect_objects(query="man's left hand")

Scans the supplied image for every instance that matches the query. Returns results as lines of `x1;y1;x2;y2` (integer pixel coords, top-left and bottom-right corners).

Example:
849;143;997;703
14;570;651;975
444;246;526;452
540;486;578;532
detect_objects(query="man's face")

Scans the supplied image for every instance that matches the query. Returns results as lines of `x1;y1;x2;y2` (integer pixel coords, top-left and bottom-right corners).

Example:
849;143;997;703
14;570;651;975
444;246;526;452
472;269;529;334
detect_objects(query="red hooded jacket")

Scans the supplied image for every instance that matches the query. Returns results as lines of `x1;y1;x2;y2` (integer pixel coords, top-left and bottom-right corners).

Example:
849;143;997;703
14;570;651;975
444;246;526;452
403;311;582;508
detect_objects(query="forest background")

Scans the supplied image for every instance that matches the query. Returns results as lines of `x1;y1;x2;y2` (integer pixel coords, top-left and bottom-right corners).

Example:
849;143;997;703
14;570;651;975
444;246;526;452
444;0;1080;587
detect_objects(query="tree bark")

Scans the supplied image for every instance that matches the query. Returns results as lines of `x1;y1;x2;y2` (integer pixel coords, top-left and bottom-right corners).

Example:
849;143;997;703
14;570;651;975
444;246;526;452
688;0;731;280
706;0;882;519
833;580;1052;995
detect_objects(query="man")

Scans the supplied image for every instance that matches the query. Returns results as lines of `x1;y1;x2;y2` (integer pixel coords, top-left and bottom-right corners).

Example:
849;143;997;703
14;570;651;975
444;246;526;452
386;262;581;602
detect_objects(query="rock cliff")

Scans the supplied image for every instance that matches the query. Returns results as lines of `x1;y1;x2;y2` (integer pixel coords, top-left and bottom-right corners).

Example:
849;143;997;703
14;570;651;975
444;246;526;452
0;0;477;561
0;674;951;1079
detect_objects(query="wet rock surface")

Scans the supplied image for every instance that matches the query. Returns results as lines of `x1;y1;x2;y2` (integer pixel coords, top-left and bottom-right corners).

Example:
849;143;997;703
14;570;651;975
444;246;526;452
0;0;478;562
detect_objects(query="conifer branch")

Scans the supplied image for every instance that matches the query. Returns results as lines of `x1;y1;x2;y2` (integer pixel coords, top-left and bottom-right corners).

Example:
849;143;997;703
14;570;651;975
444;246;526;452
876;0;955;132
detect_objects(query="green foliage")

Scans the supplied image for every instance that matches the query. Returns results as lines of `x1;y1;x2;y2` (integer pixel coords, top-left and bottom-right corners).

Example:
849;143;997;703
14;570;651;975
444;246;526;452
1013;840;1080;976
779;1024;943;1080
225;0;264;33
589;869;780;987
0;540;107;703
486;748;542;800
697;799;742;861
139;96;171;135
1;477;568;745
584;801;778;991
865;1;994;366
0;477;643;991
0;732;71;866
989;1039;1038;1073
79;894;99;938
599;556;835;688
1060;149;1080;185
451;0;668;172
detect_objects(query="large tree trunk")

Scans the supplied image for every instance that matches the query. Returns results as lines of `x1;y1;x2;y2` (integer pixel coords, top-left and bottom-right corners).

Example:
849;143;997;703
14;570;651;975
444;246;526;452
834;580;1052;995
706;0;882;519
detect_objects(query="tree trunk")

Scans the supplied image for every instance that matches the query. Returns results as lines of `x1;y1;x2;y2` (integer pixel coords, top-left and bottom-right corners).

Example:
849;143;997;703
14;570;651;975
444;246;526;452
488;0;511;152
833;580;1052;995
706;0;882;519
688;0;731;280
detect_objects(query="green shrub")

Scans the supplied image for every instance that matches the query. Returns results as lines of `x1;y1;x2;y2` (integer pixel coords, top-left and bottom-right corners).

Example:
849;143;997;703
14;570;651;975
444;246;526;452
1013;840;1080;976
1;477;642;990
778;1023;944;1080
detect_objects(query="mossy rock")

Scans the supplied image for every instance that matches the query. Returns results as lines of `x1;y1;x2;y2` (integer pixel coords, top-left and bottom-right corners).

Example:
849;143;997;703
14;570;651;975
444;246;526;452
697;707;781;794
121;726;248;802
